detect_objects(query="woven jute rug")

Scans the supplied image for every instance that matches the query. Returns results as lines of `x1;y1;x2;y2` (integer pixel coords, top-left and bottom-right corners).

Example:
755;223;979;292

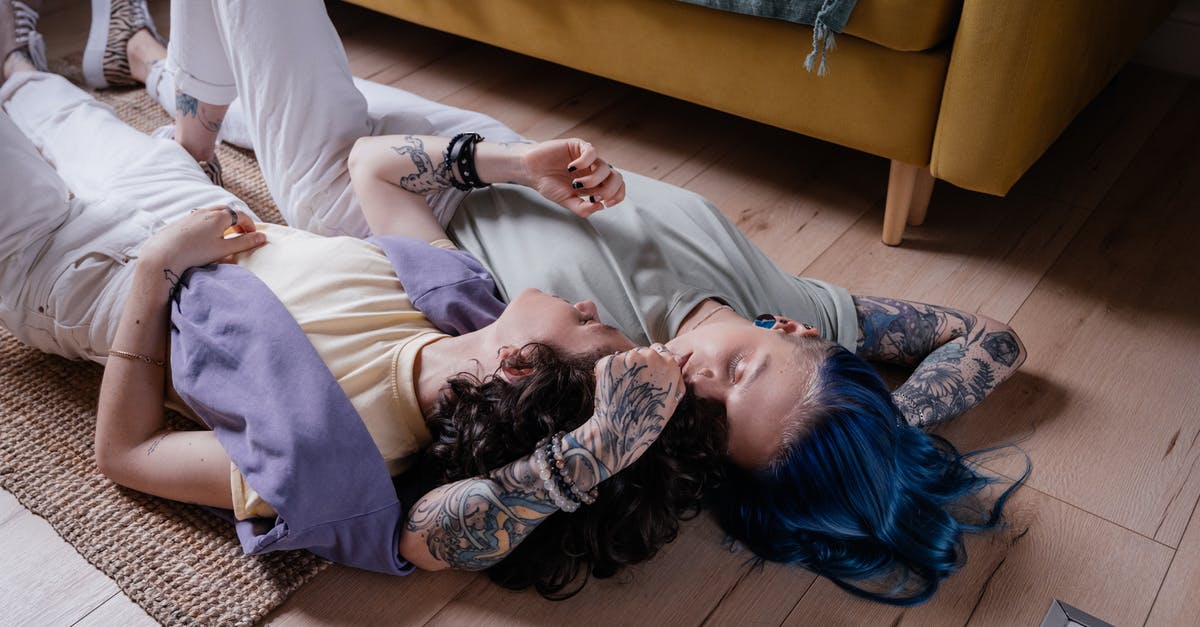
0;85;327;625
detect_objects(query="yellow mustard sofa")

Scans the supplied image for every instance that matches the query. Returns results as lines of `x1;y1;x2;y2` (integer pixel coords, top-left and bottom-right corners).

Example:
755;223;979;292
342;0;1176;244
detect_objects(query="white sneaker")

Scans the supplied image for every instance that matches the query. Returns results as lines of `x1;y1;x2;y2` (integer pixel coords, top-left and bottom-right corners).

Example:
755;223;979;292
2;1;47;73
82;0;161;88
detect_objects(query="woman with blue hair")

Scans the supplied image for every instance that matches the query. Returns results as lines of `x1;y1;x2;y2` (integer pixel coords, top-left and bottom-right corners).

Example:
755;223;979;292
435;176;1028;603
711;342;1021;604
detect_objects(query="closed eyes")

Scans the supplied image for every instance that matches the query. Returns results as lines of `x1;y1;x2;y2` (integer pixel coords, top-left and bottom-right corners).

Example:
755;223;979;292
727;351;746;384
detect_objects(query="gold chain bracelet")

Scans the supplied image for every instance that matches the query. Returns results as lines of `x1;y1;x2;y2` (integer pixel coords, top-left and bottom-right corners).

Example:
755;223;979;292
108;349;165;368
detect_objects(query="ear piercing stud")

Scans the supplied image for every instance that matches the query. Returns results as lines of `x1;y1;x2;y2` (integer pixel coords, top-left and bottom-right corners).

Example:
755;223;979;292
753;314;777;329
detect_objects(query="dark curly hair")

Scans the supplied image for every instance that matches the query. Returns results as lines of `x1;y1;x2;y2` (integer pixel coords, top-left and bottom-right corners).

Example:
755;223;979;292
419;342;727;599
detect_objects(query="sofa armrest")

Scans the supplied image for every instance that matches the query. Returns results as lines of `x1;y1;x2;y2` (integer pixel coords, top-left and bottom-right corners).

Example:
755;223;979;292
930;0;1176;196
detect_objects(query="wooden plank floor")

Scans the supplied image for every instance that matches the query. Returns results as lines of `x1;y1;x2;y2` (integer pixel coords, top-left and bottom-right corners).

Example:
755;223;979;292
4;1;1199;624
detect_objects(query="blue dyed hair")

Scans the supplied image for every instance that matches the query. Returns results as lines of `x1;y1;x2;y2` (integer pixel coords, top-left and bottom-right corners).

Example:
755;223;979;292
710;344;1027;605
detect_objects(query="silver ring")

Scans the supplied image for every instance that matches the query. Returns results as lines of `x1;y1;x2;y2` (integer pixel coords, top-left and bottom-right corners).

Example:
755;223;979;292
227;207;238;228
653;344;667;353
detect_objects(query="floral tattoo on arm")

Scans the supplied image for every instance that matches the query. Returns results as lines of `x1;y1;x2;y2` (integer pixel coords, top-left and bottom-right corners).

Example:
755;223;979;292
391;135;454;194
853;296;1025;428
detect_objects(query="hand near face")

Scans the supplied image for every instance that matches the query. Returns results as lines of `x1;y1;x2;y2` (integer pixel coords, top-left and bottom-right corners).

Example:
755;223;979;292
585;344;684;476
522;138;626;218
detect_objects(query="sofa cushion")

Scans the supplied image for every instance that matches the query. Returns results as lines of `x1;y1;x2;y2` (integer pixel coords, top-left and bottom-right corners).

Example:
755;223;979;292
843;0;961;51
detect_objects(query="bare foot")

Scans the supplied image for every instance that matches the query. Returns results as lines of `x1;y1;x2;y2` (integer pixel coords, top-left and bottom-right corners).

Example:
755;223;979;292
2;50;35;83
126;28;165;84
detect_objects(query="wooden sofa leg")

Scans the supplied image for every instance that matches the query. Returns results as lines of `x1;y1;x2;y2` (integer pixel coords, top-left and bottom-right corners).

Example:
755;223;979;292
906;167;935;226
882;161;934;245
882;161;915;245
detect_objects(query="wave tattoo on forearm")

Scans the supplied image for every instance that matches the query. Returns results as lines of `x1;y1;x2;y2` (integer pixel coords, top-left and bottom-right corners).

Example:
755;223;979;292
406;456;554;570
591;360;674;474
404;432;610;570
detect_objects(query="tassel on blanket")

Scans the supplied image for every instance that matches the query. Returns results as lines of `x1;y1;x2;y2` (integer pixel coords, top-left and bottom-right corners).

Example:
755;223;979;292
804;27;836;76
804;0;841;76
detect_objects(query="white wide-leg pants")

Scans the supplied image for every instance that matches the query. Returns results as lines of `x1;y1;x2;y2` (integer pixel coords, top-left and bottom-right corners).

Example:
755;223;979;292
0;0;523;361
0;73;252;362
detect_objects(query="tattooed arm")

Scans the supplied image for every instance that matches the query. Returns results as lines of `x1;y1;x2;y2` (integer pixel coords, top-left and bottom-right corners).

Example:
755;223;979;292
399;431;599;571
399;345;683;571
852;296;1027;428
348;134;467;242
348;135;625;242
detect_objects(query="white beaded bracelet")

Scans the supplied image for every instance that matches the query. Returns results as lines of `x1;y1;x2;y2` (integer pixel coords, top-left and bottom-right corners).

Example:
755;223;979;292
551;433;597;505
534;442;579;512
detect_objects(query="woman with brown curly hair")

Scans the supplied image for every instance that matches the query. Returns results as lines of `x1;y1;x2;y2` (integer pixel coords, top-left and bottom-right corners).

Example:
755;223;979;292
417;343;728;597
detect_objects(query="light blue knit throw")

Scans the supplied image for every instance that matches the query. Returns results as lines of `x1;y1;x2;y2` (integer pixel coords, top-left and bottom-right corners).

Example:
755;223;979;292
676;0;858;75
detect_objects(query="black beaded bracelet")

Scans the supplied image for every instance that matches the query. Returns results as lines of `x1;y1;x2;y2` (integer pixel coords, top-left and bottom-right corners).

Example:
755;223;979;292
553;432;597;506
546;439;580;506
444;132;489;191
542;438;581;512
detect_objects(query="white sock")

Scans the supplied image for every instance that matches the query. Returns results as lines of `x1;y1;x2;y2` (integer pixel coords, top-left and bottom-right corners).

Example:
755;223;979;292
144;58;174;115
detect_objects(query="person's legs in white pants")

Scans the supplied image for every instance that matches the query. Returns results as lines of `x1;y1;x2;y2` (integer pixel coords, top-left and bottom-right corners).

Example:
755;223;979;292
164;0;527;237
165;0;231;166
147;75;525;160
0;70;254;361
0;108;74;357
146;72;526;228
164;0;369;236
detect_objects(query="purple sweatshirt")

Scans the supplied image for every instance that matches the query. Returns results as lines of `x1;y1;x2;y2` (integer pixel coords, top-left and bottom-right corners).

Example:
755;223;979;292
168;237;503;575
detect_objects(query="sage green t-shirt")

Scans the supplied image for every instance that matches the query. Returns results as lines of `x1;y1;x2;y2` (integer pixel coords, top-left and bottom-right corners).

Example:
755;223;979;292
448;171;858;350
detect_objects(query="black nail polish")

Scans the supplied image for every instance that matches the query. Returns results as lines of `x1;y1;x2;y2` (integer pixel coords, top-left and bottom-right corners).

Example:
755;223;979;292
567;166;577;172
572;181;583;189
